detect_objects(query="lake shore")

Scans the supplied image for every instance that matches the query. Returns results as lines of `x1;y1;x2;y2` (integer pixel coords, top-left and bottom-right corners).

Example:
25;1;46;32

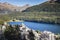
24;20;60;25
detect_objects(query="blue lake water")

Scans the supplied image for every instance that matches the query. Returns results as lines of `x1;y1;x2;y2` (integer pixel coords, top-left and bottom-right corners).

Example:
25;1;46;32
9;21;60;34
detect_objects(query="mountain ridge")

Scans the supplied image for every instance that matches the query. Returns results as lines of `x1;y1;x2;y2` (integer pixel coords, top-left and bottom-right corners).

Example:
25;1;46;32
23;1;60;12
0;2;30;13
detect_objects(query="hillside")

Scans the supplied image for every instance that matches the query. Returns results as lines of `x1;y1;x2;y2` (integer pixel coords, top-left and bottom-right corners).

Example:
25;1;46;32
0;1;60;24
0;2;30;13
23;1;60;12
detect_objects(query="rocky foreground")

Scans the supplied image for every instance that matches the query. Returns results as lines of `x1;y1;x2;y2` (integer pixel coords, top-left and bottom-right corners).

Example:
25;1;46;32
0;23;60;40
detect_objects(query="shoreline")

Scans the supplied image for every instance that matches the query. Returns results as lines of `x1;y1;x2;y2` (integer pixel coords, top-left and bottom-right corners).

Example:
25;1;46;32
6;19;60;25
24;20;60;25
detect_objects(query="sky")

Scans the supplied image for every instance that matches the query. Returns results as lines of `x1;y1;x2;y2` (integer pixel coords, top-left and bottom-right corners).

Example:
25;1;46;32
0;0;47;6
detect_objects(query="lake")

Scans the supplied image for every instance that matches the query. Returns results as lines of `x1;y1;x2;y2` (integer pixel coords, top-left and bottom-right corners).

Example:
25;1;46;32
9;21;60;34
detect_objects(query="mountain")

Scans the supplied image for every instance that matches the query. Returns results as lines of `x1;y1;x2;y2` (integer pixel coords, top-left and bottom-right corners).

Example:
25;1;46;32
0;2;30;13
49;0;60;3
23;1;60;12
